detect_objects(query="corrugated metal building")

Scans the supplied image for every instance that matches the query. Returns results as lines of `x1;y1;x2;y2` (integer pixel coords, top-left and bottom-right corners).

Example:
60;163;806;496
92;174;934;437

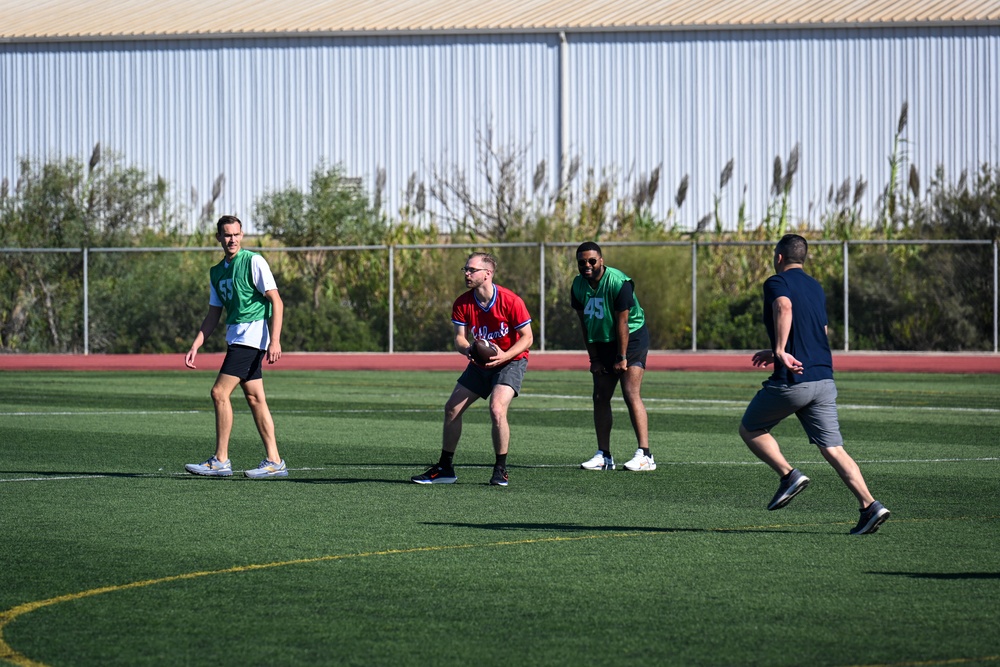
2;1;998;233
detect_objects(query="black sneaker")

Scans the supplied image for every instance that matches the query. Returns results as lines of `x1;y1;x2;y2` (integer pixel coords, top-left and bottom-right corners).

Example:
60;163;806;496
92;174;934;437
850;500;890;535
767;468;810;510
411;464;457;484
489;466;509;487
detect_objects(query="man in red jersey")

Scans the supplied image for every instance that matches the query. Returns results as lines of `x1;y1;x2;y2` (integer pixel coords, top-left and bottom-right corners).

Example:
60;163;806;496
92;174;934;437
411;252;533;487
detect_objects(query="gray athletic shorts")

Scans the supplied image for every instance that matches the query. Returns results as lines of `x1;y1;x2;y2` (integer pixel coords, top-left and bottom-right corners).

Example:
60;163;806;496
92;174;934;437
458;358;528;399
741;378;844;448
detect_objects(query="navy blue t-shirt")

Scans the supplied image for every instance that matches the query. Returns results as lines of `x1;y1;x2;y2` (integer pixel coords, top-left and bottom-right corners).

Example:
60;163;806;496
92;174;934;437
763;268;834;384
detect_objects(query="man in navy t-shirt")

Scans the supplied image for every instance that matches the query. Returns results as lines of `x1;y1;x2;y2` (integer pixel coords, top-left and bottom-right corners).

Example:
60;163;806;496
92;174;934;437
762;261;834;385
739;234;890;535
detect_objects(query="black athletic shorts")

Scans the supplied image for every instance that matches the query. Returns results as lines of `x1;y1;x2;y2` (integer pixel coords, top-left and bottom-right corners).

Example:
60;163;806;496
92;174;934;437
593;324;649;370
219;344;267;382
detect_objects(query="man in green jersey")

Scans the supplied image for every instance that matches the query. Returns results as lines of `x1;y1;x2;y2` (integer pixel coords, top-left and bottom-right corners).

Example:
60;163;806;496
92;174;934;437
571;242;655;472
184;215;288;479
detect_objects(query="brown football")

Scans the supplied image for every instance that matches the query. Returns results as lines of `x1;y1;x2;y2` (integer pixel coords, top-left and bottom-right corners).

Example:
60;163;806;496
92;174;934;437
470;338;500;365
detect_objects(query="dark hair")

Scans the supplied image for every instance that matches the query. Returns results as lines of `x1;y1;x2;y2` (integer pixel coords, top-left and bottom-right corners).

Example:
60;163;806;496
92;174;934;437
216;215;242;235
776;234;808;264
576;241;602;257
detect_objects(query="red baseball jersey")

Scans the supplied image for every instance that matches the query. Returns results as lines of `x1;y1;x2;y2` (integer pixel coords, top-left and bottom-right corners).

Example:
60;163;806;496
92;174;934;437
451;284;532;361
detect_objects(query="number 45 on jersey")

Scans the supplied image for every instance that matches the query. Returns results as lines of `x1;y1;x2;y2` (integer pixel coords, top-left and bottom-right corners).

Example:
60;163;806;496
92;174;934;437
584;297;605;319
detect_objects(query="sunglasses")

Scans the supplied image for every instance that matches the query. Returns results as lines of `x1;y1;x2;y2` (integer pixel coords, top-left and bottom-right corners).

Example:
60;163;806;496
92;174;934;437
577;258;600;266
462;266;488;274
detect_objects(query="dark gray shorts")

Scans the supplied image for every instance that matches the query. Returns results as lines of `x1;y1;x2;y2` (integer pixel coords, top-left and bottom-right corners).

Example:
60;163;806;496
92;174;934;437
458;358;528;399
741;378;844;448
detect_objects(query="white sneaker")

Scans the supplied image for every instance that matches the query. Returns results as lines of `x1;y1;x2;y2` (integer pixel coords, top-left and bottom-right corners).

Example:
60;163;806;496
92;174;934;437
185;456;232;477
623;449;656;471
580;451;615;470
244;459;288;479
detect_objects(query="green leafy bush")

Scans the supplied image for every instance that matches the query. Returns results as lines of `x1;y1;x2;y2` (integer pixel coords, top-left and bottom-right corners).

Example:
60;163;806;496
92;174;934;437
3;142;998;353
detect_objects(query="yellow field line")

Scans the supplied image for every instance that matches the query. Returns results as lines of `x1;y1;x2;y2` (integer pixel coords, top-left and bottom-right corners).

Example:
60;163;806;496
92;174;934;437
2;517;997;667
0;532;659;666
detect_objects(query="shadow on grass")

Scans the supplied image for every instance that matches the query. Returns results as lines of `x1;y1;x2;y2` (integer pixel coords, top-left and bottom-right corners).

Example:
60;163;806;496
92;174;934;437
425;521;671;532
286;477;412;485
871;571;1000;580
0;470;156;478
314;462;532;468
422;521;815;535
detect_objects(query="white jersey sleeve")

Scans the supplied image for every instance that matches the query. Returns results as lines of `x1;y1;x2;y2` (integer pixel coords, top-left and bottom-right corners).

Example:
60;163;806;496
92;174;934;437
209;281;223;307
251;254;278;294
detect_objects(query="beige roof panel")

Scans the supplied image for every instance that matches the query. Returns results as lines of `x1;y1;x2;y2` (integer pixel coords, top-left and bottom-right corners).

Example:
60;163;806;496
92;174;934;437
3;0;999;40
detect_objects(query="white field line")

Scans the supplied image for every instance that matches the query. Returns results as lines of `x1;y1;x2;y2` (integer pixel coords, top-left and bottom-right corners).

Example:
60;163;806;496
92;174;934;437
1;393;997;417
2;395;995;483
2;457;998;484
1;409;206;417
526;394;1000;414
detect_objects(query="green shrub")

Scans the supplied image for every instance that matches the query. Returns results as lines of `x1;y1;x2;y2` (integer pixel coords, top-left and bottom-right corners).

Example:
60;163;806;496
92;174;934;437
3;145;998;353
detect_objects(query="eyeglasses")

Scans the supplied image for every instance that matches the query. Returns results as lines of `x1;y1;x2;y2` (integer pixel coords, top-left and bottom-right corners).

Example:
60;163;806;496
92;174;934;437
462;266;488;274
577;258;600;266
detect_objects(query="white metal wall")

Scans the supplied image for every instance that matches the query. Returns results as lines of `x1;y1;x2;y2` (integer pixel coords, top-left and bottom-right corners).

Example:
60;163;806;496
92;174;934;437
1;26;997;234
1;34;561;233
567;26;999;231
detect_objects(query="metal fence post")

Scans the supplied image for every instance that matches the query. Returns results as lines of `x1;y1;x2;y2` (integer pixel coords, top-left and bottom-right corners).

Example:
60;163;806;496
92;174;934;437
83;247;89;355
388;245;395;353
994;240;998;353
691;241;698;351
843;241;849;352
539;243;546;351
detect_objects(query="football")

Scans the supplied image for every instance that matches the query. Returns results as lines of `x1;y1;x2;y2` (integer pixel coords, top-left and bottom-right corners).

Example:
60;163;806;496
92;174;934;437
470;338;500;365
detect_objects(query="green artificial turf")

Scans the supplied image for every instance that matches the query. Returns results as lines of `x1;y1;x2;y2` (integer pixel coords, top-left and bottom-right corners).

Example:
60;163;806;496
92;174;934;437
1;370;998;666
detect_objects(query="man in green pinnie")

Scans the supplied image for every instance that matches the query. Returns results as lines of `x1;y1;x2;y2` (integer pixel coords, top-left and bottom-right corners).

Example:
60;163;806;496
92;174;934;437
571;241;656;472
184;215;288;479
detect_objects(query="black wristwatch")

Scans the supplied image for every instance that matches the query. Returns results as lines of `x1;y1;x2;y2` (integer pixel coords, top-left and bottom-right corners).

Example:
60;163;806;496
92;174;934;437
616;354;627;362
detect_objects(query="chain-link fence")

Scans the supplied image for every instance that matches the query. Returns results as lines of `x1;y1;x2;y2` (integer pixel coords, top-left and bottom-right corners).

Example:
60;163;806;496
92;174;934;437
1;239;996;354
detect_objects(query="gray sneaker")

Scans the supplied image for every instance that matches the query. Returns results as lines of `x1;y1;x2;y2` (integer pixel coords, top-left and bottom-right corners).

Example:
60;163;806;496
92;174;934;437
767;468;810;510
850;500;890;535
411;464;458;484
244;459;288;479
185;456;232;477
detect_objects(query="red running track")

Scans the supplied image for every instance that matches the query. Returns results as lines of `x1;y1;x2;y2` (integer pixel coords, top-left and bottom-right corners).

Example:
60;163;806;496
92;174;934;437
3;351;1000;373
